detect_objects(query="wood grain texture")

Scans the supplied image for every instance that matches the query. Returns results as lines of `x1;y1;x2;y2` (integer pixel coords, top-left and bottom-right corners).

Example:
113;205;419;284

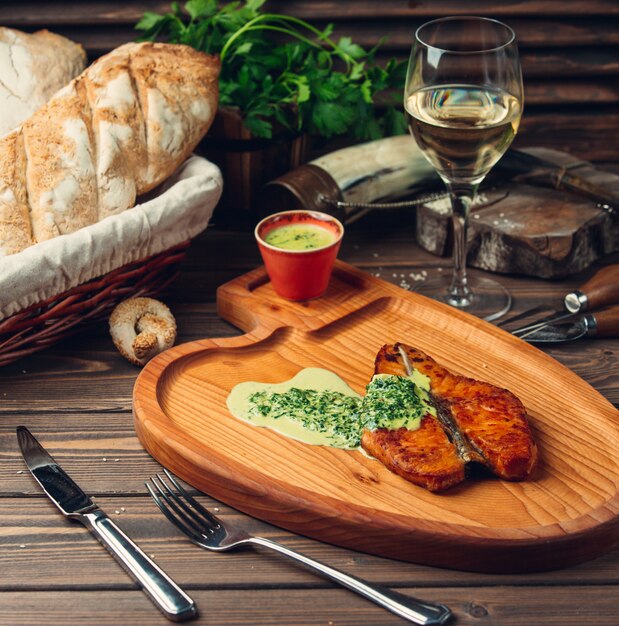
132;261;619;573
4;585;619;626
2;1;618;23
3;13;615;49
0;0;615;594
8;585;619;626
3;494;619;588
416;148;619;277
1;216;619;625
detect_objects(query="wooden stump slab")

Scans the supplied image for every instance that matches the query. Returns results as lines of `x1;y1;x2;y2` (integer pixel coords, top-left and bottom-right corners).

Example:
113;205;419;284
416;148;619;278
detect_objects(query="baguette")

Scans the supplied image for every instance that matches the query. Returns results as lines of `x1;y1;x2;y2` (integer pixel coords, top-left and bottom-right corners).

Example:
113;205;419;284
0;27;87;136
0;42;220;256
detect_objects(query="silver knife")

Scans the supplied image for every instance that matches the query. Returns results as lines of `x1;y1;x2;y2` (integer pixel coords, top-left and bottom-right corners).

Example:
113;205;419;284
16;426;197;622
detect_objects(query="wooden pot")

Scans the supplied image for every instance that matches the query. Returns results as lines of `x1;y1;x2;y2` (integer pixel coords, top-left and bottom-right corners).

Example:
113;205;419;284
197;106;310;213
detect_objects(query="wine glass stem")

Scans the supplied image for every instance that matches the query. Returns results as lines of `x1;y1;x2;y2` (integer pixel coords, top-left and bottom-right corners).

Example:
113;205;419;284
446;183;478;308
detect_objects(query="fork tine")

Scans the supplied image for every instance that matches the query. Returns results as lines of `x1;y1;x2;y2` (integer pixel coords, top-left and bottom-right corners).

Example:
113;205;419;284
154;474;213;534
163;468;222;529
145;480;204;544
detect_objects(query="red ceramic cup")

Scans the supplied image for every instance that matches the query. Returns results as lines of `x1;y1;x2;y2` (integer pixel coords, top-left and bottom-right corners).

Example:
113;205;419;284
255;210;344;301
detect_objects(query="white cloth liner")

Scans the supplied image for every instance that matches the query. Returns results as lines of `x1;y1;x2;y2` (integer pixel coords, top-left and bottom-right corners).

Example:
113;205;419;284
0;155;222;321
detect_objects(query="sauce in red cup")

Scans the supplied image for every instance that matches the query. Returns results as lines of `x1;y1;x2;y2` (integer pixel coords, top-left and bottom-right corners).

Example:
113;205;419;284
255;210;344;301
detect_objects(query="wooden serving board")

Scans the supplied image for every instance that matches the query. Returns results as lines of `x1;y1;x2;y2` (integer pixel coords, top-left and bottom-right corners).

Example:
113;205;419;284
133;262;619;573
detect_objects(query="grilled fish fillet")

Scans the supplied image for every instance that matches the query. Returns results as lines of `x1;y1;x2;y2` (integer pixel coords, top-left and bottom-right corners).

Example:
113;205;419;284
361;343;538;491
362;419;466;492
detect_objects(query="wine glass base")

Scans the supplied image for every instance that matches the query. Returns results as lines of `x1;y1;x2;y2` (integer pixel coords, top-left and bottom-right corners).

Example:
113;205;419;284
413;273;511;322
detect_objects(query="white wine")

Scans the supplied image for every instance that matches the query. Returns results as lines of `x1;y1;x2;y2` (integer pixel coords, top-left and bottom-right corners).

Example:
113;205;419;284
403;17;521;320
405;84;522;184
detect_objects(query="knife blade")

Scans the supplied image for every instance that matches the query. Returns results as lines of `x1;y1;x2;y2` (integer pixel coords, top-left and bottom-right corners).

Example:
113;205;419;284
491;148;619;214
16;427;197;622
520;305;619;343
510;264;619;336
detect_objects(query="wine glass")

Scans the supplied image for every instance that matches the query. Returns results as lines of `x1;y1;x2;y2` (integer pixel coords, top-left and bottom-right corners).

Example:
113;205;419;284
404;16;523;321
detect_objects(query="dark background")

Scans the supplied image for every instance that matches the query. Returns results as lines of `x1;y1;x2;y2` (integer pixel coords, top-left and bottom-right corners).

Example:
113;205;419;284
2;0;618;163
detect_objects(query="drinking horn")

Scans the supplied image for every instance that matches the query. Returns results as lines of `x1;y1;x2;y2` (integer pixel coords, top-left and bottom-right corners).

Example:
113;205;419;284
259;136;440;223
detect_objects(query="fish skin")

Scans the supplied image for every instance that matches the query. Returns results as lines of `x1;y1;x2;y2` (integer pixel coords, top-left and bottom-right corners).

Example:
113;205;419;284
361;343;539;491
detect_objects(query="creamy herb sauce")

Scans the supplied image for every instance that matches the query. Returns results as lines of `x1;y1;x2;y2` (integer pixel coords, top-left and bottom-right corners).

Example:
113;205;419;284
226;367;435;449
264;224;335;250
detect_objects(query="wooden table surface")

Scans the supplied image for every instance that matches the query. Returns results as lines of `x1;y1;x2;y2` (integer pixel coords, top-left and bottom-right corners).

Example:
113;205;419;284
1;205;618;626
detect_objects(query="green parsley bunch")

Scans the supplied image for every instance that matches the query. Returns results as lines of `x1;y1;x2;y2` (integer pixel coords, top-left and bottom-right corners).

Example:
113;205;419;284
136;0;407;139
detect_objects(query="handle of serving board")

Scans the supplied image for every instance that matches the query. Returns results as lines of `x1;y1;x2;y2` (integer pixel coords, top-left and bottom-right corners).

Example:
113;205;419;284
216;261;389;334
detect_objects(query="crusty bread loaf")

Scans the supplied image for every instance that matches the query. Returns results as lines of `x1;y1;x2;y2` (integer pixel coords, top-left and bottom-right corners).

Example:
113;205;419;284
0;27;87;136
0;42;220;256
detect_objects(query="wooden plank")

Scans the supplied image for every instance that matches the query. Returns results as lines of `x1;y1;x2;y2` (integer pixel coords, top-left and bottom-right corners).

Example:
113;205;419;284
267;0;619;18
9;21;618;81
9;24;619;105
0;415;157;492
1;586;619;626
0;2;170;23
320;19;619;50
2;496;418;588
2;0;619;22
520;49;619;78
524;81;619;106
3;12;618;80
185;219;619;275
378;49;619;80
3;8;619;48
3;496;619;588
512;111;619;162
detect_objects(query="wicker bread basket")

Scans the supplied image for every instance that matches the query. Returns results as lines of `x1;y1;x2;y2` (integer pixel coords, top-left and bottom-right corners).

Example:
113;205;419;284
0;156;222;366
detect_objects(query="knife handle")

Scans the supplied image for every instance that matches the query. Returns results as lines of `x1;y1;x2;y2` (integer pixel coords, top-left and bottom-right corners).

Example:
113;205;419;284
589;305;619;338
568;264;619;312
555;172;619;210
81;509;197;622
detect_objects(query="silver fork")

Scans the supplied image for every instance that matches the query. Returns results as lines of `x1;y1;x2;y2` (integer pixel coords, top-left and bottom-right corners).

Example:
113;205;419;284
146;469;452;626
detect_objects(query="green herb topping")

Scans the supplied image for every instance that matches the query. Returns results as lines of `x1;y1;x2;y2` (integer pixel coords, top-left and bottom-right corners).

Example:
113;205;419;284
363;374;428;430
247;374;430;449
248;387;363;448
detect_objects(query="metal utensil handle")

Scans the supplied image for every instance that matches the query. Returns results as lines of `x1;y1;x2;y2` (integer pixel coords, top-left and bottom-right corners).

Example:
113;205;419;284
249;536;451;625
82;509;197;622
